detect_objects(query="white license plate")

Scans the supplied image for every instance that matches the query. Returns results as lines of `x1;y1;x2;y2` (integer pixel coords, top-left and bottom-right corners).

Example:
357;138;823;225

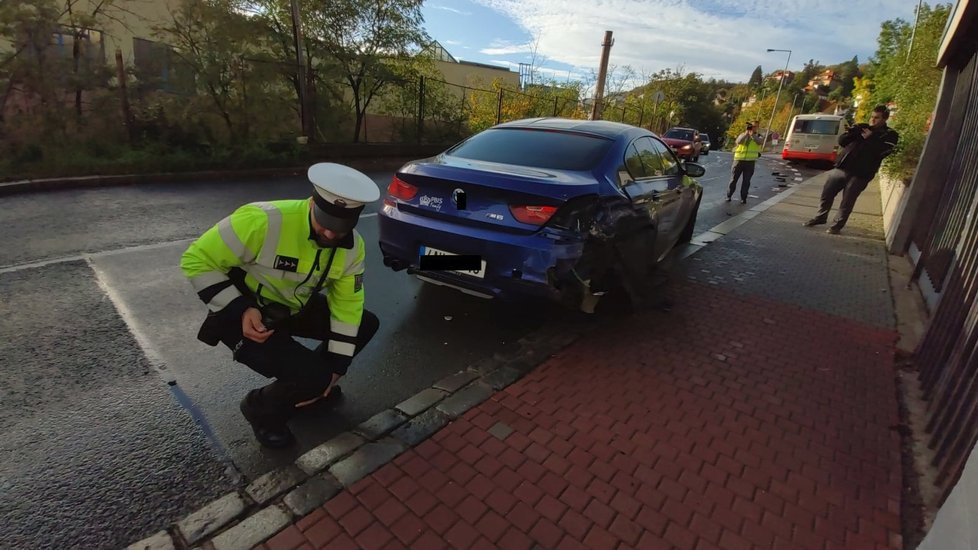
420;246;487;279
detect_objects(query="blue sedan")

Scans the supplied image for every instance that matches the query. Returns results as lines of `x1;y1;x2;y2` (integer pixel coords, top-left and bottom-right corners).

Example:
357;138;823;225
377;118;705;311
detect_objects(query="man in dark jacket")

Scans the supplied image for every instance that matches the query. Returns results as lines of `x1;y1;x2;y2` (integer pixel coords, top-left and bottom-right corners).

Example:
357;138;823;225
804;105;899;234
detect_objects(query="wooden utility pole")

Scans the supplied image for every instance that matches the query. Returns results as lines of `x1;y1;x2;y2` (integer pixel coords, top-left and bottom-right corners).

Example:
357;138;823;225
290;0;311;140
590;31;613;120
114;48;133;144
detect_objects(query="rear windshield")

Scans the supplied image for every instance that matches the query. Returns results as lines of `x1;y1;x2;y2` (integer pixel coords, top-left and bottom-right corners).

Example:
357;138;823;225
792;119;842;135
447;128;613;171
664;129;695;141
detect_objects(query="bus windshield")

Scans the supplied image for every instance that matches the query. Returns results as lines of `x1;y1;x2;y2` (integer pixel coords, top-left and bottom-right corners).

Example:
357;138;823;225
792;119;842;135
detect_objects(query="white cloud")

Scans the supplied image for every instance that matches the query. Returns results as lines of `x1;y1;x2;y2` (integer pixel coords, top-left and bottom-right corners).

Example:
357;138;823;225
471;0;919;82
430;4;472;15
480;40;534;55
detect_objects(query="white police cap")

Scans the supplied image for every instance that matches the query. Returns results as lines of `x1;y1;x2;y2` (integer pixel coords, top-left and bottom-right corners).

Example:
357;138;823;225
308;163;380;233
308;162;380;207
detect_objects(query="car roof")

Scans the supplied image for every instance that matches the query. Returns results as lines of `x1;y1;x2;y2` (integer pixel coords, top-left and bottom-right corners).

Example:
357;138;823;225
493;117;644;139
667;127;696;132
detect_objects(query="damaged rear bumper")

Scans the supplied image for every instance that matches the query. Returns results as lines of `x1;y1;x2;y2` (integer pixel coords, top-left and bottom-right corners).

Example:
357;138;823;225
377;204;585;303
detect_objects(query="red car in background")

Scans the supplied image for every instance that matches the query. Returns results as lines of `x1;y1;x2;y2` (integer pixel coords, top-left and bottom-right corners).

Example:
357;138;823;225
660;127;702;162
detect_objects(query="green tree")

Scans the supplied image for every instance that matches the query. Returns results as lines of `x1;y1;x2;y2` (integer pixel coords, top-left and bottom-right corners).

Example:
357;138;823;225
158;0;265;140
865;2;950;181
308;0;428;142
748;65;763;88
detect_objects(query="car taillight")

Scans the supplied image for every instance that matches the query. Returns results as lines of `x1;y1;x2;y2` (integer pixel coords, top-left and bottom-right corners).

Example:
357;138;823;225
387;175;418;200
510;205;558;225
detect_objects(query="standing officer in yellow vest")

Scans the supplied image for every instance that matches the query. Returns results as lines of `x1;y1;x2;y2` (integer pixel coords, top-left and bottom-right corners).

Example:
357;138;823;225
727;121;764;204
180;163;381;448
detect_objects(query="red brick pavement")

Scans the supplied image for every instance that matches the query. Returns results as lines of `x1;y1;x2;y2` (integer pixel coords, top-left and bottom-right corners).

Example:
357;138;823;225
258;280;903;550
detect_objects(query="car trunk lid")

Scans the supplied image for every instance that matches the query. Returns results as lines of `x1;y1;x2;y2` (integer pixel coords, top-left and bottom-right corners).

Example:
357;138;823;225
391;156;601;232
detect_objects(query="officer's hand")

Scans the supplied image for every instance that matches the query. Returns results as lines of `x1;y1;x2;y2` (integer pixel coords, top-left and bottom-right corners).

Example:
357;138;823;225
242;307;274;343
861;128;872;139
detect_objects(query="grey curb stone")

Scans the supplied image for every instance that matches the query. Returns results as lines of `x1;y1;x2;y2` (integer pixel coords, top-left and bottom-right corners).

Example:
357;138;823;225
355;409;409;440
482;366;523;391
328;437;407;487
125;530;175;550
504;354;541;374
210;505;292;550
433;370;480;392
176;492;248;546
391;408;451;447
395;388;448;417
246;465;307;505
436;382;494;418
295;432;366;476
283;474;343;516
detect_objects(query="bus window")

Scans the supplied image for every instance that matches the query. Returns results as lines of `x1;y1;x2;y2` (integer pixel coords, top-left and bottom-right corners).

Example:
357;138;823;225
792;119;842;135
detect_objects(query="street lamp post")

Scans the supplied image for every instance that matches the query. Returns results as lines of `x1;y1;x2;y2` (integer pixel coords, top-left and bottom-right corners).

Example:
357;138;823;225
763;48;791;151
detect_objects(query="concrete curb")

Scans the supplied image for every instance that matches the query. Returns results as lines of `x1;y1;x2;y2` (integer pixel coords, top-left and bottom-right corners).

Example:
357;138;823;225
126;319;592;550
0;157;420;198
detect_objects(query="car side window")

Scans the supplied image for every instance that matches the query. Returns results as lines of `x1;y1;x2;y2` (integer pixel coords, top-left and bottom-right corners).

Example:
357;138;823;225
649;137;681;176
621;143;645;185
634;137;666;177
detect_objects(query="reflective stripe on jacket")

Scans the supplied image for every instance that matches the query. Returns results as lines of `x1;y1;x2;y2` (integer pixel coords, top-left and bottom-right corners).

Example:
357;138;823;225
733;133;762;161
180;199;365;365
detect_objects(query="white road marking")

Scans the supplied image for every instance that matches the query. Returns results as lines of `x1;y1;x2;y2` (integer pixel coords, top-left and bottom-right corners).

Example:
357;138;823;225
0;213;382;274
87;257;174;383
0;239;194;274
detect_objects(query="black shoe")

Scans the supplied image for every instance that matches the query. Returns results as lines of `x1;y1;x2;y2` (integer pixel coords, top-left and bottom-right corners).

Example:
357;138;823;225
240;396;295;449
803;218;826;227
725;195;732;202
826;227;841;235
740;199;747;204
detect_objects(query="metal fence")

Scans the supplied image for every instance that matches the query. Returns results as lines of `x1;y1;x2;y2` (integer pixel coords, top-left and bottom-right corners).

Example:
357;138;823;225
909;44;978;505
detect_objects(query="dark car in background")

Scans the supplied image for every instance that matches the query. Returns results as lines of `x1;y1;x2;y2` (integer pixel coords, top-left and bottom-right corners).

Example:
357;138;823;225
660;127;702;161
377;118;706;312
699;133;712;154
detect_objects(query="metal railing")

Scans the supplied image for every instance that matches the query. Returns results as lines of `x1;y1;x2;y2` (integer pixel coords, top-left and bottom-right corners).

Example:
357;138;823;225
910;47;978;504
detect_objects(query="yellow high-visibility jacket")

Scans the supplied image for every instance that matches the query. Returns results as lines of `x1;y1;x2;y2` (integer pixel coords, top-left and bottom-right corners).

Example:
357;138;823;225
180;199;365;368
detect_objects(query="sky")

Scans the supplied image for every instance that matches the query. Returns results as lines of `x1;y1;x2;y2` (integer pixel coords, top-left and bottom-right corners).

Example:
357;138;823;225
420;0;925;86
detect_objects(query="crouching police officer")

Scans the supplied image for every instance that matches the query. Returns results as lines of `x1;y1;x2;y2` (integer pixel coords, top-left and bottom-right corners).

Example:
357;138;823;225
180;163;381;448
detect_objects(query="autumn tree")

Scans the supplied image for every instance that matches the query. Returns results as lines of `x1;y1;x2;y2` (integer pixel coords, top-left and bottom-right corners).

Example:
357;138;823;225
864;2;951;181
307;0;428;142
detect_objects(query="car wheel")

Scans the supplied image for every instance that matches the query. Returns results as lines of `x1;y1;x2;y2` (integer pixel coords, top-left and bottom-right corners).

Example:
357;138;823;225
677;194;702;244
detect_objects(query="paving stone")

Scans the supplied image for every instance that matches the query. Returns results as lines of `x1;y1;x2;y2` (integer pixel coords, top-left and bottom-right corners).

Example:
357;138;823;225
210;506;292;550
391;407;451;447
125;530;174;550
176;492;248;546
283;473;344;516
356;409;409;440
295;432;365;475
482;365;522;390
433;370;480;392
246;465;307;505
395;388;448;417
436;382;494;418
488;422;514;441
328;437;407;487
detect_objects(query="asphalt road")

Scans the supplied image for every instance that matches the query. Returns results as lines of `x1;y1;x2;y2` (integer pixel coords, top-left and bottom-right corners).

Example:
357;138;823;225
0;153;825;548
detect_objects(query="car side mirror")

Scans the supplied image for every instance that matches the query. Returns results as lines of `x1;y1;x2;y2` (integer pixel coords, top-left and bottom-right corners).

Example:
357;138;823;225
683;162;706;177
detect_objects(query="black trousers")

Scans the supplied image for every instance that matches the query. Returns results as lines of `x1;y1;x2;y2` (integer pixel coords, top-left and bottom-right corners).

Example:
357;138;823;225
214;294;379;423
727;160;756;200
813;168;870;230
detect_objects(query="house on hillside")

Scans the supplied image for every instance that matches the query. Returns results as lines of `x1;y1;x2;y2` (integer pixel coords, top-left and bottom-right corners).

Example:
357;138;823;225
805;69;842;97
